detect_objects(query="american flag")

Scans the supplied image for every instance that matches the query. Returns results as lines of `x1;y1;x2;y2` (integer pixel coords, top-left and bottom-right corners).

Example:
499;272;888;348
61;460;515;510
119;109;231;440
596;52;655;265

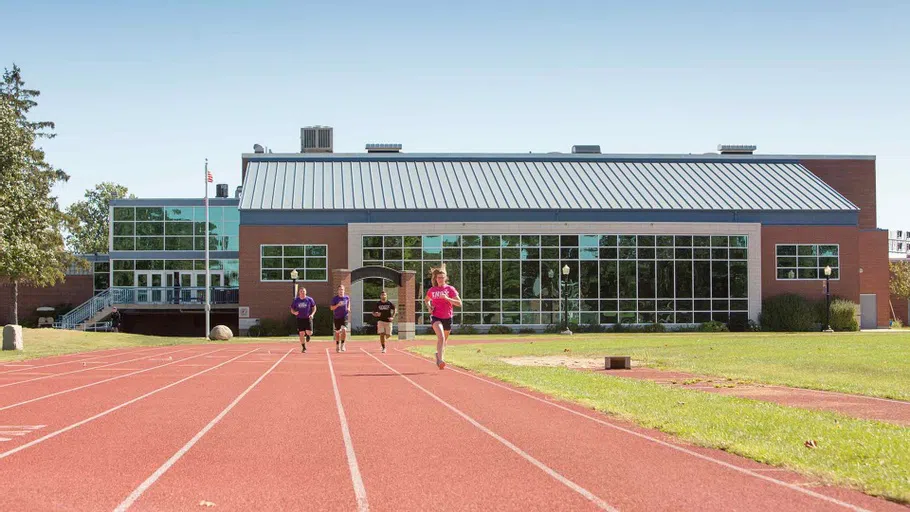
206;169;214;183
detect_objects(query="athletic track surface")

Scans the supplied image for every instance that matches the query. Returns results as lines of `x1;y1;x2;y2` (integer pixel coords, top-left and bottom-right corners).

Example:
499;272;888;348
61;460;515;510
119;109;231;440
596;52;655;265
0;342;905;511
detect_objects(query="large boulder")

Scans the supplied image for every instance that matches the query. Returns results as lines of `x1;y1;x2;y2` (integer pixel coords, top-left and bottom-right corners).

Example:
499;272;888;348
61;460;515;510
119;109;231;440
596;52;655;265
210;325;233;341
3;325;24;351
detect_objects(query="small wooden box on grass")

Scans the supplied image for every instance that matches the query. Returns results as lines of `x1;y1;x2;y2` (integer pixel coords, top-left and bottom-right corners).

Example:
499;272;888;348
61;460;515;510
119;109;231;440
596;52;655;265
605;356;631;370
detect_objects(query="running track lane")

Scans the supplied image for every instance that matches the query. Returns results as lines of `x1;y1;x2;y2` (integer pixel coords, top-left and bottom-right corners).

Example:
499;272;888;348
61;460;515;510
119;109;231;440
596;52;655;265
334;348;609;511
116;345;358;511
387;349;905;512
0;347;228;412
0;346;168;375
0;346;176;384
0;346;197;403
0;348;264;510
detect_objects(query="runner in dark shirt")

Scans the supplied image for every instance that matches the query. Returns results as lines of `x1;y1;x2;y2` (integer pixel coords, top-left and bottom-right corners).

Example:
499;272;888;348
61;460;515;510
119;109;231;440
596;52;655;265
371;290;396;353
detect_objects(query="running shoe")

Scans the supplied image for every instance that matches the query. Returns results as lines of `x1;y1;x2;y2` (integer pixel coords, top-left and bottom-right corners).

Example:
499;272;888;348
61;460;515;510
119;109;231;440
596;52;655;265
381;346;387;354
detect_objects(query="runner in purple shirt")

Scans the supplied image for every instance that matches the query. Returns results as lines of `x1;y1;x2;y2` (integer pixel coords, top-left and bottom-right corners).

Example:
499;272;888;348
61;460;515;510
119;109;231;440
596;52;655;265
330;285;351;352
290;287;317;353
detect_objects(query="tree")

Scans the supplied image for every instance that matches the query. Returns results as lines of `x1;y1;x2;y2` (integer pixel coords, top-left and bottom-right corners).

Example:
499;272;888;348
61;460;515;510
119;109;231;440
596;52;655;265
890;260;910;300
0;65;77;324
66;182;134;256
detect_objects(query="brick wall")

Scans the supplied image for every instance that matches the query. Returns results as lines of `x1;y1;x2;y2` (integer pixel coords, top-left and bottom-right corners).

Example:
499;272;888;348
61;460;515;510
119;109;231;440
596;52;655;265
239;225;348;322
0;276;94;325
761;225;860;303
858;229;890;327
801;159;876;230
892;295;909;325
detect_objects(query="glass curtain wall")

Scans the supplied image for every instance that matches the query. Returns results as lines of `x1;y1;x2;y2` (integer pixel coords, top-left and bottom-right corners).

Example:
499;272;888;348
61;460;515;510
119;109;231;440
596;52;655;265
362;234;748;326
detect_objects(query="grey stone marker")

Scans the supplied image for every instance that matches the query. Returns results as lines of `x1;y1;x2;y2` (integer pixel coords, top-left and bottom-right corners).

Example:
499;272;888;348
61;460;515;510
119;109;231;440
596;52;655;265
209;325;234;340
3;325;24;351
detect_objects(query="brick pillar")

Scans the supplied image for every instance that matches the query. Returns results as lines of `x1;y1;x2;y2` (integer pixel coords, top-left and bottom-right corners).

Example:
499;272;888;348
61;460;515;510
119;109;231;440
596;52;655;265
332;269;352;329
398;270;416;340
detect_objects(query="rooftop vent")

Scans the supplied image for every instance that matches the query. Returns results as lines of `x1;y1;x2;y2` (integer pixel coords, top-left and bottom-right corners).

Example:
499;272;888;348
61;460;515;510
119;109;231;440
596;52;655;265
253;143;265;154
572;145;601;154
718;144;757;155
366;143;402;153
234;186;242;199
301;126;333;153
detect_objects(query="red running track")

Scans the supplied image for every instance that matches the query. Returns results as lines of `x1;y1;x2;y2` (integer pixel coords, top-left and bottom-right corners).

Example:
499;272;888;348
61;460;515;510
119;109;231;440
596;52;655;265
0;341;905;511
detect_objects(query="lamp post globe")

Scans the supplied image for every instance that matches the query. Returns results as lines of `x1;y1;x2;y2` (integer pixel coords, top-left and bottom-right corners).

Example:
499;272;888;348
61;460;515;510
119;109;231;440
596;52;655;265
290;269;299;297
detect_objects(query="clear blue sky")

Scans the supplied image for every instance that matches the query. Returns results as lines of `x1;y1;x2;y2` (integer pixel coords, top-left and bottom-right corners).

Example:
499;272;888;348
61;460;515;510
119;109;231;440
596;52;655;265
6;0;908;228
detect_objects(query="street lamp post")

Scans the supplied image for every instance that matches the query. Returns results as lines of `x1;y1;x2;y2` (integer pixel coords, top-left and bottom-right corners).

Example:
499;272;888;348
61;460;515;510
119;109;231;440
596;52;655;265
823;265;833;332
561;264;572;335
547;269;555;325
290;269;299;297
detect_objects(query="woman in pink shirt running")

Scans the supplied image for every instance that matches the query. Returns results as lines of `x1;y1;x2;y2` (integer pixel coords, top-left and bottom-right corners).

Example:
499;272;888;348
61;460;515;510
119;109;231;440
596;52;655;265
425;265;462;369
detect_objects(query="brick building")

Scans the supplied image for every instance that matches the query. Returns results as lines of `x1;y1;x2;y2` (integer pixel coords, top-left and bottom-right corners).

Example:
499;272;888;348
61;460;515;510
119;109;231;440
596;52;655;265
20;130;892;335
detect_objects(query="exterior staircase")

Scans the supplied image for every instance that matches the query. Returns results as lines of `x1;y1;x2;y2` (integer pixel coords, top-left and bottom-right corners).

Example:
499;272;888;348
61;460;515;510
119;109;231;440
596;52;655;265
57;289;112;330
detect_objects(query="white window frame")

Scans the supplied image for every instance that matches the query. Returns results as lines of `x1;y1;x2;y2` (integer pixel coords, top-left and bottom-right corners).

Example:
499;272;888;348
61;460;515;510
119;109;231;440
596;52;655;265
775;243;840;281
260;244;328;282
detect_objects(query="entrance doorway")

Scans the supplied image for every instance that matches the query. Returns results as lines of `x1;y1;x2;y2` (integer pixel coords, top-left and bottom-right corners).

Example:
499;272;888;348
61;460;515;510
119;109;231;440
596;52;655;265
135;271;166;303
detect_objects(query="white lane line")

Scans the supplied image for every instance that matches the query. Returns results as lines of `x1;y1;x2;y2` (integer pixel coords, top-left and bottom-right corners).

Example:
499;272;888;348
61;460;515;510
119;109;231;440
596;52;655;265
0;347;165;375
366;349;615;511
327;350;369;512
0;348;260;460
0;426;45;442
0;349;228;412
0;348;191;389
395;349;871;512
113;349;292;512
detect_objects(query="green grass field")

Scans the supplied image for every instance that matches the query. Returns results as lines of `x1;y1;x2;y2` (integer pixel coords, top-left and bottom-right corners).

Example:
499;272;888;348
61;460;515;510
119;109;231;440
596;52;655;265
437;332;910;401
411;334;910;503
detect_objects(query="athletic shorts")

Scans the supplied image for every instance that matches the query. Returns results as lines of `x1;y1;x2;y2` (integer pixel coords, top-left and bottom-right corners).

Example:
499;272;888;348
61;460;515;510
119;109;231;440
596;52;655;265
377;321;392;336
333;317;348;331
431;316;452;331
297;317;312;333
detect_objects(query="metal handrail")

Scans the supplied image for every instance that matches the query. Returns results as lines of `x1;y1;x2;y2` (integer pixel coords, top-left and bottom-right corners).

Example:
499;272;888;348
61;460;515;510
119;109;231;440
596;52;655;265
111;286;239;305
59;289;112;330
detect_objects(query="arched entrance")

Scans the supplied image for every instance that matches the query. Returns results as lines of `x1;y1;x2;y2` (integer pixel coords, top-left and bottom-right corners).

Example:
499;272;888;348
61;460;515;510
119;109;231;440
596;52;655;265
332;267;417;340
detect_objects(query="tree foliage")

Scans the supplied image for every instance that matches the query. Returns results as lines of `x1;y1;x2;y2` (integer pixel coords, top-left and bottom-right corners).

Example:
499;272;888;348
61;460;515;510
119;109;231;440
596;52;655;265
66;182;134;256
0;64;76;324
890;260;910;300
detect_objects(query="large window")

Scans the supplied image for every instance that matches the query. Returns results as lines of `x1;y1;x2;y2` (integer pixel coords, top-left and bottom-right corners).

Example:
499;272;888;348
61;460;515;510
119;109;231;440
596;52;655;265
776;244;839;280
110;259;240;288
362;234;749;326
260;245;328;282
111;206;239;252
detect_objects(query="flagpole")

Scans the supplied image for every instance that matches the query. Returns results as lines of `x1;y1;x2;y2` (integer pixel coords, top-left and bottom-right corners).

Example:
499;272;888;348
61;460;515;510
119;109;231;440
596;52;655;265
205;159;211;339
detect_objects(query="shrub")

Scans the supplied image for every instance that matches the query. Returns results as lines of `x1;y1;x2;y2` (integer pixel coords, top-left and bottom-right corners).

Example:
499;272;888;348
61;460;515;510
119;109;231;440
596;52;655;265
543;324;562;334
312;308;334;335
892;319;904;329
577;323;607;333
258;318;293;337
760;294;816;332
518;327;536;334
828;299;859;331
698;321;730;332
454;324;478;335
642;323;666;333
488;325;513;335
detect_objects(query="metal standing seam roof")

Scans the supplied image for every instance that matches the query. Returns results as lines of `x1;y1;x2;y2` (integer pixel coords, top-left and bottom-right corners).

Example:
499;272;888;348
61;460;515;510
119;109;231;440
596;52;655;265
238;156;859;212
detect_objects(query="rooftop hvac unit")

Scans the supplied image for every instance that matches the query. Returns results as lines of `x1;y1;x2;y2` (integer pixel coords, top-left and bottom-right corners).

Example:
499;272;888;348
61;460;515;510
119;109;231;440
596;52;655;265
366;143;402;153
301;126;333;153
216;184;228;198
718;144;757;155
571;145;601;154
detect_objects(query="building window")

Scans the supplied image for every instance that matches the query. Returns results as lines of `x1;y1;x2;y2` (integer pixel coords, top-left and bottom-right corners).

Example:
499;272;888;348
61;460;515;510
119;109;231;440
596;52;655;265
94;261;110;295
109;259;240;288
260;245;328;282
110;206;239;252
362;234;749;326
776;244;839;280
